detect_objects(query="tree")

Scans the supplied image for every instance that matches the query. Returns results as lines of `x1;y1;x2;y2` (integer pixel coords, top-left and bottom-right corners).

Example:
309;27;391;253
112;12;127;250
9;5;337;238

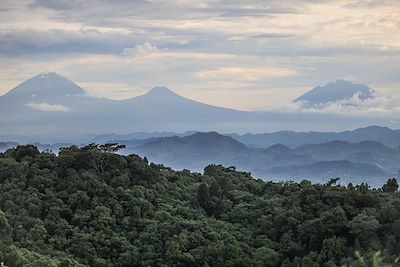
382;178;399;194
349;213;380;235
12;145;39;162
198;183;211;214
320;236;346;264
327;177;340;187
0;211;12;250
99;143;125;153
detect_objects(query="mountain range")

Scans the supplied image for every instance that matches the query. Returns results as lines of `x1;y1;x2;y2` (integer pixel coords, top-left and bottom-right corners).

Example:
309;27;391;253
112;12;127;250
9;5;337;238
0;72;249;139
0;73;395;141
88;125;400;148
228;126;400;148
110;132;400;187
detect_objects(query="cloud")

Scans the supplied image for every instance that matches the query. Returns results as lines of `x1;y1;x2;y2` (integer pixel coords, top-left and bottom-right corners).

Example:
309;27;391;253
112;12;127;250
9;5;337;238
123;42;160;57
196;67;297;81
254;84;400;120
0;28;140;56
288;93;400;117
30;0;83;10
29;0;304;16
228;33;295;41
345;0;400;9
2;0;400;59
26;102;71;112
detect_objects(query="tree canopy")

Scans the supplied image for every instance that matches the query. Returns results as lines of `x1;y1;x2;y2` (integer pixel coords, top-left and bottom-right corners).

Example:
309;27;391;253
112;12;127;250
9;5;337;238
0;145;399;266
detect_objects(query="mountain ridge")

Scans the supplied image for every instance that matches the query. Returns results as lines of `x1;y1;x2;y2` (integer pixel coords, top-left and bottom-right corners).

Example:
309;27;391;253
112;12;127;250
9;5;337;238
228;125;400;148
114;131;399;186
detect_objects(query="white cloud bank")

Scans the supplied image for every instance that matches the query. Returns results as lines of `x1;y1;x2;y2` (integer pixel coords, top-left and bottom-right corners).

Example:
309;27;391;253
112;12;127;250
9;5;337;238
307;94;400;116
26;102;71;112
263;92;400;118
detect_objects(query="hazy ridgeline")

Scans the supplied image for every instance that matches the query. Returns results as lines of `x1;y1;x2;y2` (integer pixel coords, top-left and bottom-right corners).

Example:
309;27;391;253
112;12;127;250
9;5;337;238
2;127;400;188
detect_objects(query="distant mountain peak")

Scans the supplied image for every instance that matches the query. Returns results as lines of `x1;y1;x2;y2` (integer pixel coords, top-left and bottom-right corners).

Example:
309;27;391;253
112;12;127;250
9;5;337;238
129;86;205;107
191;131;220;138
294;79;376;107
2;72;85;100
36;72;60;79
334;78;350;83
138;131;248;158
183;132;248;151
266;143;291;153
144;87;179;97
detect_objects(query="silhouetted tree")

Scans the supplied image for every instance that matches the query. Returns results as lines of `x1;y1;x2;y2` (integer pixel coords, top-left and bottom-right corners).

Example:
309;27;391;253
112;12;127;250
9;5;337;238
382;178;399;194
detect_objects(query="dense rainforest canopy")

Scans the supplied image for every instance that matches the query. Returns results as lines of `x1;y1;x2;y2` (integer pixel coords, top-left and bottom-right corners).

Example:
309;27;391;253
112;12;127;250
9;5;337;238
0;144;399;266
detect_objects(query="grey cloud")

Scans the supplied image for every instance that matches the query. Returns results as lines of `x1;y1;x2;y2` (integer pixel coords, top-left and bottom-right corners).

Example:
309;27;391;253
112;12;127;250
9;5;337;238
29;0;306;24
251;33;295;38
30;0;149;11
30;0;83;10
18;0;397;58
19;0;396;58
0;20;397;63
345;0;400;9
229;33;295;40
215;6;303;17
0;28;193;56
0;29;130;56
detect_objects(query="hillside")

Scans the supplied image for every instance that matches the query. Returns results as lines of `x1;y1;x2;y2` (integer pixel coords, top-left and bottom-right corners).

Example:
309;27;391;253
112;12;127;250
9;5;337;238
0;145;399;266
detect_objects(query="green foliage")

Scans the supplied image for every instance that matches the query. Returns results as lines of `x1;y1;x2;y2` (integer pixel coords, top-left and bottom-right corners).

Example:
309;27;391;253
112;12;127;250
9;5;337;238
11;145;40;162
0;145;399;266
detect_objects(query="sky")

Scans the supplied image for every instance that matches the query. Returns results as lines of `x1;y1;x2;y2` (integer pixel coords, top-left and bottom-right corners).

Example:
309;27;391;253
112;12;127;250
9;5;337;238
0;0;399;115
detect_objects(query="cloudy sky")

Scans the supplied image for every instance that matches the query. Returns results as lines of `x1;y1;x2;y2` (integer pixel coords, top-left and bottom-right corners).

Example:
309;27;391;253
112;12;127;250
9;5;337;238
0;0;399;113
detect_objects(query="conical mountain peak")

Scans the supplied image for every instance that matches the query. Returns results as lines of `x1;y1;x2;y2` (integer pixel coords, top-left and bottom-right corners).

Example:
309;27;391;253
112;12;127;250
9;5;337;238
144;87;179;97
3;72;85;100
294;79;375;107
35;72;62;79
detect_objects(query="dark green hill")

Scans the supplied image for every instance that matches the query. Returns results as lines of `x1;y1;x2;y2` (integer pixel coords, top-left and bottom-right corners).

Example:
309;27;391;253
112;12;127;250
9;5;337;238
0;145;399;266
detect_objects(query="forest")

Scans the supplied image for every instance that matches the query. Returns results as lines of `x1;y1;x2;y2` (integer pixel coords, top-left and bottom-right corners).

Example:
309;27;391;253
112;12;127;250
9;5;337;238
0;144;399;266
